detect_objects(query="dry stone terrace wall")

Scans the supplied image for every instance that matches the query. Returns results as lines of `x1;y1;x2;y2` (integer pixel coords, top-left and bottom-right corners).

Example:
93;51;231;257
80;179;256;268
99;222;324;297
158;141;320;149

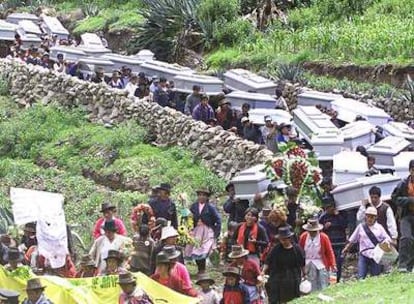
0;59;274;180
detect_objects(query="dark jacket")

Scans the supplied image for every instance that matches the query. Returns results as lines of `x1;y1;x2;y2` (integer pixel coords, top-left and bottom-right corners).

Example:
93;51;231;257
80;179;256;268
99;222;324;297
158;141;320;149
392;176;413;218
149;198;178;229
223;198;249;224
190;202;221;238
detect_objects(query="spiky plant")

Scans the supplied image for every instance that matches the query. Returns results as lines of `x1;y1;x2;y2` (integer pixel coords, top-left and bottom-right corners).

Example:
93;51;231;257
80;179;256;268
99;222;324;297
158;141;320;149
402;74;414;105
275;63;305;84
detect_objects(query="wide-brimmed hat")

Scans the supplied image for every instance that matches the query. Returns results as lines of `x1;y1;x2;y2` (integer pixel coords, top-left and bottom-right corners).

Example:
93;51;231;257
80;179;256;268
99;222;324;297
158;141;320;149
103;220;117;232
228;245;249;259
196;188;211;196
104;250;122;261
26;278;46;291
7;248;22;262
157;183;171;193
302;219;323;231
80;254;96;267
162;245;181;260
24;222;36;233
196;273;215;285
100;202;116;212
264;115;272;122
276;226;294;239
261;208;272;218
366;206;378;216
223;266;241;277
160;226;179;241
118;272;136;285
156;251;170;265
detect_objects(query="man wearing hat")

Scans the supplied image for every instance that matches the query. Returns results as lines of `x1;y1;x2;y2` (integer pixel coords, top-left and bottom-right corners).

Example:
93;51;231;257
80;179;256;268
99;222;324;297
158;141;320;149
342;207;391;279
196;273;219;304
149;183;178;229
134;72;150;98
93;202;127;239
188;188;221;274
4;248;23;271
118;272;153;304
108;70;124;89
221;266;250;304
20;222;37;251
223;183;249;225
91;67;106;84
192;95;215;124
319;197;347;282
261;116;278;153
76;254;97;278
216;97;236;131
276;122;296;144
102;249;124;276
89;220;131;274
184;85;202;115
299;218;336;291
0;289;20;304
22;278;52;304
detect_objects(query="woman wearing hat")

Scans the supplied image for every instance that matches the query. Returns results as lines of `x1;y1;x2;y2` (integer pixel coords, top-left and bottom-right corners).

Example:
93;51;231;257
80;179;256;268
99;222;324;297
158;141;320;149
299;219;336;292
101;250;124;276
93;202;127;239
187;188;221;274
89;220;132;274
118;272;153;304
342;207;391;279
276;122;296;144
149;183;178;229
216;97;236;131
263;226;305;304
4;248;23;271
76;254;97;278
22;278;52;304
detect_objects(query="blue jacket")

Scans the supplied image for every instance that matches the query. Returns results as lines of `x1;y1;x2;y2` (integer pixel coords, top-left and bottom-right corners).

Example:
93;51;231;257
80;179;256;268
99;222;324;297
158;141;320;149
150;198;178;229
190;202;221;238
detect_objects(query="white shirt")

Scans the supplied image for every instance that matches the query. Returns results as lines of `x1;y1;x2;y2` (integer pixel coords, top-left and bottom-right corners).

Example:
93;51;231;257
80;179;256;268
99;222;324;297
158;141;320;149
304;232;325;270
125;82;138;97
199;289;220;304
356;201;398;239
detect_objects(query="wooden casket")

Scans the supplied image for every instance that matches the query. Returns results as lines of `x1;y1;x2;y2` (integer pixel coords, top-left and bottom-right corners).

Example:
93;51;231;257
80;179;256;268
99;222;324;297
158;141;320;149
225;90;276;110
134;49;154;62
6;13;39;24
231;167;270;200
173;74;223;95
49;46;88;62
382;122;414;143
78;57;114;79
102;53;143;73
367;136;411;167
0;20;18;41
223;68;277;94
340;120;374;150
17;20;42;36
293;106;344;160
332;151;368;185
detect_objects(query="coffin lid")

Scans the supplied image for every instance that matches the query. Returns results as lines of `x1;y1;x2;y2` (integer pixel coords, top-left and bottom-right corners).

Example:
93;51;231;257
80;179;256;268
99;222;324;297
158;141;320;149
50;46;87;56
382;122;414;140
78;57;114;66
41;15;69;35
80;33;105;48
331;98;390;122
298;90;342;101
333;151;368;172
238;164;267;176
226;90;277;102
224;68;276;89
248;108;292;126
21;34;41;42
173;73;222;84
18;20;42;35
367;136;411;155
340;121;373;139
6;13;39;23
0;20;18;31
231;170;268;182
331;174;401;193
393;152;414;170
141;60;194;75
293;106;342;136
102;53;143;65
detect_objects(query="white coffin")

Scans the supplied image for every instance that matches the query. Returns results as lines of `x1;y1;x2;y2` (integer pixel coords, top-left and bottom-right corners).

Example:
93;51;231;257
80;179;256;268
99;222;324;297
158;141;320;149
293;106;344;160
139;60;194;80
173;74;223;95
0;20;18;41
333;151;368;185
393;152;414;179
6;13;39;24
224;68;276;94
238;164;267;176
17;20;42;36
331;98;390;125
78;58;115;77
20;34;42;50
134;49;154;62
340;121;374;150
382;122;414;143
40;16;69;40
297;90;342;108
102;53;143;72
225;90;276;110
78;33;111;55
49;46;88;62
332;174;401;211
248;108;292;126
231;170;270;200
367;136;411;167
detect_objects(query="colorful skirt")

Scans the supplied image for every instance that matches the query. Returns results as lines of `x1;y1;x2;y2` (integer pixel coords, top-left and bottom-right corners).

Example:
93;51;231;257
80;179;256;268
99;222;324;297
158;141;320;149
184;224;215;260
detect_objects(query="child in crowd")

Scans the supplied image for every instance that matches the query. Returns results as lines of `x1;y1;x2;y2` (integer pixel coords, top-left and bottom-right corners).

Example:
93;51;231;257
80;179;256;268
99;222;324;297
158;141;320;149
220;266;250;304
196;274;220;304
220;221;238;264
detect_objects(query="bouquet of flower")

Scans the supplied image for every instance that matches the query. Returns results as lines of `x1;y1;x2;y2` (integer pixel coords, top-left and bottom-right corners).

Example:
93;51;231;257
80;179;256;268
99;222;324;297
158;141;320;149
177;225;199;247
298;196;322;222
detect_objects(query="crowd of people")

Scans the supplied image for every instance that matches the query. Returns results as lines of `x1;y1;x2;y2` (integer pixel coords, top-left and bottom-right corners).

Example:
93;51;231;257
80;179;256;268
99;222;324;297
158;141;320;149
0;161;413;304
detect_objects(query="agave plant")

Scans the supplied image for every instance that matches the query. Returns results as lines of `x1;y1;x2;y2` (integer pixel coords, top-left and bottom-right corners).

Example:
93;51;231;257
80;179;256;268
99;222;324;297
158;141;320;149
402;74;414;105
275;62;305;84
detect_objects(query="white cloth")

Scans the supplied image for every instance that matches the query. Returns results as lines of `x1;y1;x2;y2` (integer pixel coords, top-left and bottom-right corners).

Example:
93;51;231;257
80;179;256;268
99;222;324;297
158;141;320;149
199;289;220;304
304;233;325;270
53;62;65;74
125;82;137;97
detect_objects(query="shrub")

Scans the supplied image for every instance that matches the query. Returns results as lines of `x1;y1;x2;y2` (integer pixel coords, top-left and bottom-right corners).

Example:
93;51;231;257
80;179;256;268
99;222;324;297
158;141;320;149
214;18;254;47
197;0;240;24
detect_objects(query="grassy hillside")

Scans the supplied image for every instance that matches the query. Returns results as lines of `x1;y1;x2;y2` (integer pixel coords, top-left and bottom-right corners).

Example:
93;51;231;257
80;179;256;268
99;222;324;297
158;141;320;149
292;272;414;304
0;96;225;248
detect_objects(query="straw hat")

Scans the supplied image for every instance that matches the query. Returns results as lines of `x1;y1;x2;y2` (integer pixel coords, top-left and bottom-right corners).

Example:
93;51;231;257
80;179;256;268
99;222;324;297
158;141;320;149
228;245;249;259
26;278;46;291
196;273;215;286
100;202;116;212
160;226;179;241
302;219;323;231
196;188;211;196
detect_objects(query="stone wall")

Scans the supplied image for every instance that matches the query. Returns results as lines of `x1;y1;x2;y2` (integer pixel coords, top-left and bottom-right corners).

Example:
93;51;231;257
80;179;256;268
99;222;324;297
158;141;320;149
0;59;274;180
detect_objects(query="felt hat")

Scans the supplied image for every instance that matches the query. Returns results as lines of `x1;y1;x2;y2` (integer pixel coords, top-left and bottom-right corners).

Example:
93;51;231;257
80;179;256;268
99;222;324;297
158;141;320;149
200;94;209;101
104;250;122;261
196;273;215;286
302;219;323;231
228;245;249;259
160;226;179;241
261;208;272;218
24;222;36;233
7;248;22;262
276;226;294;239
153;217;168;230
196;188;211;196
409;159;414;169
118;272;136;285
0;294;6;300
162;245;181;260
103;220;117;232
322;197;335;207
365;206;378;216
100;202;116;212
156;251;170;265
80;254;96;267
223;266;241;277
157;183;171;193
26;278;46;291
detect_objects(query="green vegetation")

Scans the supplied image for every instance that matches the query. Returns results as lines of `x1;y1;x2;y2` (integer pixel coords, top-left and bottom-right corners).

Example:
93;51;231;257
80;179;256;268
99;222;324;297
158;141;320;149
0;96;225;247
292;272;414;304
